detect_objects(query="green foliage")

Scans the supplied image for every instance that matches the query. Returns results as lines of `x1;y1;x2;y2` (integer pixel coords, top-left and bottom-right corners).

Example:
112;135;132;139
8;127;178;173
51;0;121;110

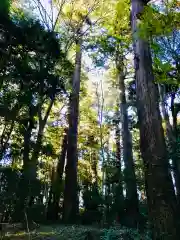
3;225;152;239
101;226;151;240
138;3;180;39
0;0;11;16
0;0;179;236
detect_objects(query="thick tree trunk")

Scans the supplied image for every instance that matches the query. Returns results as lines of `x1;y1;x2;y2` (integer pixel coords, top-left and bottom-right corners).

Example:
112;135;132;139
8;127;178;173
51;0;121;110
118;68;139;227
159;84;180;201
63;37;82;223
131;0;178;238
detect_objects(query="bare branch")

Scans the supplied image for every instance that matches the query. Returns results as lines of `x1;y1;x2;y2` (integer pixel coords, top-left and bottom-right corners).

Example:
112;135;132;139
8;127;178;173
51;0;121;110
53;0;67;31
32;0;52;30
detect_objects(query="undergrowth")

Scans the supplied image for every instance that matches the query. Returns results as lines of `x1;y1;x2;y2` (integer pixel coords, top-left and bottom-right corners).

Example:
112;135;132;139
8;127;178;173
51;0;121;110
2;225;152;239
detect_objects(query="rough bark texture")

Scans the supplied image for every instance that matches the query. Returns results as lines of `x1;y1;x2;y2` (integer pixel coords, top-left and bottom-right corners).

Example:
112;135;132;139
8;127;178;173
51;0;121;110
63;38;82;223
118;68;139;227
131;0;178;238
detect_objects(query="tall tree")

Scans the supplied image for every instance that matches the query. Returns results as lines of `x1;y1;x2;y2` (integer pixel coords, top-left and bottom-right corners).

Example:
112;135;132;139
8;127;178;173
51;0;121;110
62;3;94;222
62;22;83;224
116;52;139;227
113;104;124;222
131;0;178;238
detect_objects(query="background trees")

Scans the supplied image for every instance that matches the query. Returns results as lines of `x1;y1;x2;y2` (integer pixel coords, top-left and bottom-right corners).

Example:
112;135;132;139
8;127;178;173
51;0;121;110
0;0;180;239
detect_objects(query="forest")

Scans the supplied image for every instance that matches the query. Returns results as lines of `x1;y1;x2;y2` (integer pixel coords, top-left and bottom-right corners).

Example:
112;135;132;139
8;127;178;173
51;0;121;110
0;0;179;239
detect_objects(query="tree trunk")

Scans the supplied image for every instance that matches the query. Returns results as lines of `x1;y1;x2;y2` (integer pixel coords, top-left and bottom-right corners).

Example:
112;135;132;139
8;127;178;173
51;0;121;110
56;128;68;185
52;128;68;220
0;120;15;160
13;105;34;222
46;167;55;221
131;0;178;238
117;65;139;227
171;93;178;138
114;105;124;222
158;84;173;138
31;97;55;177
63;37;82;223
159;84;180;202
91;150;98;189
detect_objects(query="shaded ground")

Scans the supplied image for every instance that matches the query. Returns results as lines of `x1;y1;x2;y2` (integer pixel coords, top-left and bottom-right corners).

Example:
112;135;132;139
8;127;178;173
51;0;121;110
1;224;151;239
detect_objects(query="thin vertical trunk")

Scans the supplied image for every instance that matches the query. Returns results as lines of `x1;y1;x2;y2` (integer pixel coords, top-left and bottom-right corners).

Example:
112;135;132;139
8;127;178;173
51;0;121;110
13;105;34;222
131;0;178;238
31;97;55;177
158;84;173;137
91;150;98;190
63;37;82;223
118;66;139;227
105;141;110;223
46;167;55;221
52;128;68;220
56;128;68;186
171;93;177;137
159;84;180;201
114;106;124;222
23;105;37;182
0;120;15;160
95;80;105;193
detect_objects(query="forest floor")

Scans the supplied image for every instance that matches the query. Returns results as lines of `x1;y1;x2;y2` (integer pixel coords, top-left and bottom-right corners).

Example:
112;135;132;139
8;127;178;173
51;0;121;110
1;224;150;239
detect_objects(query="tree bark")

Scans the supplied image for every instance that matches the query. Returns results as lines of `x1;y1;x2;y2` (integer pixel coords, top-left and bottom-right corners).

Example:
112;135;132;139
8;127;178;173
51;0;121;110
22;104;36;179
91;150;99;190
63;37;82;223
131;0;178;238
31;97;55;177
52;128;68;220
46;167;55;221
13;104;35;222
113;104;124;222
118;67;139;227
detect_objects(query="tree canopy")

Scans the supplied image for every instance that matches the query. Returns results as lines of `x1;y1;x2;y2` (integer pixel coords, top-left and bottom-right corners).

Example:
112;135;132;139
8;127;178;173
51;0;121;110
0;0;180;239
